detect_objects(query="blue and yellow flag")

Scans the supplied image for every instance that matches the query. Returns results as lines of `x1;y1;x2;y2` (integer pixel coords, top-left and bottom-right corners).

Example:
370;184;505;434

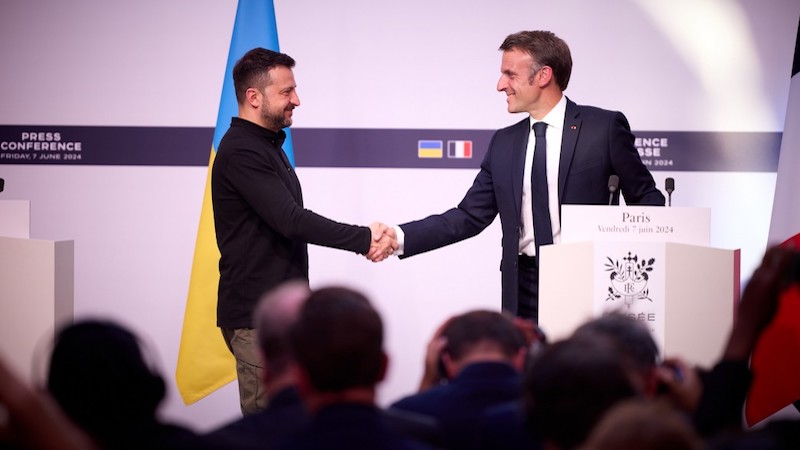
176;0;294;405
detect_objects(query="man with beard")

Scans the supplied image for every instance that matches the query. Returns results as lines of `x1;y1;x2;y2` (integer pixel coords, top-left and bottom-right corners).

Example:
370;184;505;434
211;48;395;415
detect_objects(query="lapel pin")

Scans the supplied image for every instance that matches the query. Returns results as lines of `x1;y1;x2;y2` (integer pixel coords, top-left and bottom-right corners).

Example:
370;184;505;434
570;125;577;130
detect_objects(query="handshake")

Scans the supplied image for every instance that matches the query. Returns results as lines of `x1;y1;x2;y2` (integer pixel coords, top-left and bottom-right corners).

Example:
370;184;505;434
366;222;399;262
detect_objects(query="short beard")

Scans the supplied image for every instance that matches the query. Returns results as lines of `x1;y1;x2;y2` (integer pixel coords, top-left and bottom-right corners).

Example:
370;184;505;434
260;102;292;130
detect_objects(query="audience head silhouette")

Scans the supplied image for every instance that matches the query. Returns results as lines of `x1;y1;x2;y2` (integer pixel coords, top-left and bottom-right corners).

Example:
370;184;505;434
289;286;386;396
46;320;168;447
47;320;164;427
523;336;638;450
254;280;311;379
582;398;703;450
440;309;527;377
572;312;660;394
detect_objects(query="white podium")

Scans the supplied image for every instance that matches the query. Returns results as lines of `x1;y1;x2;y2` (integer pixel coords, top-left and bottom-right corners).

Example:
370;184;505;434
539;205;739;368
0;200;74;381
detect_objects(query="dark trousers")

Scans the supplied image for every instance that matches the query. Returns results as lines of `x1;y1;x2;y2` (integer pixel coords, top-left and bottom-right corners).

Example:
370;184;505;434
517;255;540;322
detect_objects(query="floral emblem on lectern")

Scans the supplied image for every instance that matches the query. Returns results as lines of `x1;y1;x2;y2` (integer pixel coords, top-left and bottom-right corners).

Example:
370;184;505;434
605;252;655;308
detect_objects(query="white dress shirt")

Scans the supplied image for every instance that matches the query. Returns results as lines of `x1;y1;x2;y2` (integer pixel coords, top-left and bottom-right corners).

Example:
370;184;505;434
519;95;567;257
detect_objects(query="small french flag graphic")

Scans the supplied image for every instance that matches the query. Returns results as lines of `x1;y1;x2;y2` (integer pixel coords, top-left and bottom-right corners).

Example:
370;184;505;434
447;140;473;159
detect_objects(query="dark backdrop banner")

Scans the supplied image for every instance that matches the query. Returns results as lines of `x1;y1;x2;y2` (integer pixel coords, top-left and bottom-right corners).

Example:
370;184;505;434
0;125;781;172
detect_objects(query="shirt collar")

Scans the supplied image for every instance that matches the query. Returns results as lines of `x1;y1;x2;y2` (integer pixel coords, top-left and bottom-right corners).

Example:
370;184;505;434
529;95;567;131
231;116;287;147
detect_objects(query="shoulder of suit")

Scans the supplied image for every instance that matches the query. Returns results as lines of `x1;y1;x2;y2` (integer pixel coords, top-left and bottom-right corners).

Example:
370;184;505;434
494;117;531;135
568;99;623;119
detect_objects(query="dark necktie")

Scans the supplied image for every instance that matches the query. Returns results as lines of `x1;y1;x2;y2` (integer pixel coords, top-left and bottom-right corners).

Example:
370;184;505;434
532;121;553;255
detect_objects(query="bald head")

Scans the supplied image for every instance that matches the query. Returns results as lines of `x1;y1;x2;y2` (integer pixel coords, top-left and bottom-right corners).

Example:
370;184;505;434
254;280;311;375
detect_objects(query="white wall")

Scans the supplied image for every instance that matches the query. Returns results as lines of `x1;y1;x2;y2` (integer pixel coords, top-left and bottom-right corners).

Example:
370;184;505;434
1;0;799;431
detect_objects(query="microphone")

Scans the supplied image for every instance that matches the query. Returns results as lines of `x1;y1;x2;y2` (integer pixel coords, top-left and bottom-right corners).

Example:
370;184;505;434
665;177;675;207
607;175;619;205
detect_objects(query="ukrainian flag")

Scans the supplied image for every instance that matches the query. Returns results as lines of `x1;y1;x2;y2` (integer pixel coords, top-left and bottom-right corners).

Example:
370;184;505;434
176;0;294;405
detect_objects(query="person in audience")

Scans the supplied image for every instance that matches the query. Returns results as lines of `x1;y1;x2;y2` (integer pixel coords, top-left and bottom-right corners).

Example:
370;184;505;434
0;353;97;450
474;398;542;450
476;313;655;450
573;313;658;378
581;398;703;450
572;312;687;397
281;286;438;450
390;310;528;450
575;245;800;450
46;320;195;450
523;335;638;450
583;245;800;450
474;317;545;450
573;311;708;427
192;281;312;450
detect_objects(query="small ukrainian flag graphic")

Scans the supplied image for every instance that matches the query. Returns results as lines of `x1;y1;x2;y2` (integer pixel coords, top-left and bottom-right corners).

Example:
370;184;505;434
418;140;443;158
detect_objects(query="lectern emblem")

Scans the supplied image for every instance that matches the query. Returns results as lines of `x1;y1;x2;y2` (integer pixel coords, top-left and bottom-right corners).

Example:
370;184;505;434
605;252;655;308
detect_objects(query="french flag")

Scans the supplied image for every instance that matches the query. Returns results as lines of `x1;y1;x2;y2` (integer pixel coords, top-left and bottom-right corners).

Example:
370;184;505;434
448;140;473;159
746;17;800;427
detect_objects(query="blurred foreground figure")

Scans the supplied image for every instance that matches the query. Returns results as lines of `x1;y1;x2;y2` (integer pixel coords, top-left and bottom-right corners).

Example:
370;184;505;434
47;320;195;450
0;352;96;450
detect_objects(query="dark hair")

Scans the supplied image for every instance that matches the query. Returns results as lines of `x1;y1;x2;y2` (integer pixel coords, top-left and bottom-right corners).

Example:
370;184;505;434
289;287;384;392
572;312;659;375
524;336;638;450
233;47;296;105
442;310;526;361
46;320;165;438
582;398;703;450
499;30;572;91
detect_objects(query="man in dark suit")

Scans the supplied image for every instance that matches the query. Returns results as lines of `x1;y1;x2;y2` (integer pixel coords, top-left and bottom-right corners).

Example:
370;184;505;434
211;48;396;414
389;310;528;450
282;286;438;450
392;31;664;320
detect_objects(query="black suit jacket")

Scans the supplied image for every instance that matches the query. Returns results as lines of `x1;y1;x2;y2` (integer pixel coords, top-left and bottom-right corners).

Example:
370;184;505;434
389;362;522;450
400;99;665;314
278;403;437;450
190;387;309;450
